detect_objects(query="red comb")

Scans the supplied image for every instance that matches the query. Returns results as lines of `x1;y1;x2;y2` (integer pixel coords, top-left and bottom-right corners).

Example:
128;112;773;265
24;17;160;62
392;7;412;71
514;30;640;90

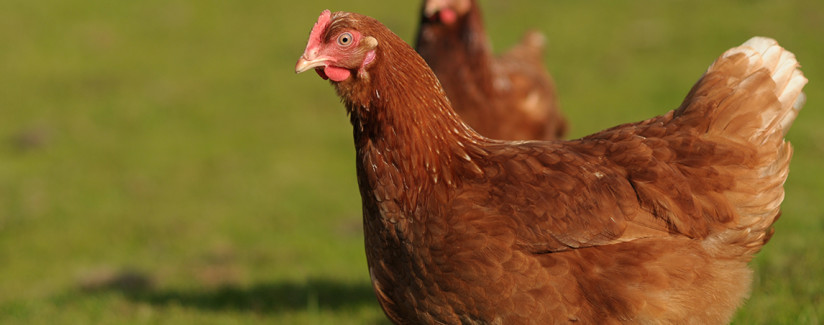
306;9;332;52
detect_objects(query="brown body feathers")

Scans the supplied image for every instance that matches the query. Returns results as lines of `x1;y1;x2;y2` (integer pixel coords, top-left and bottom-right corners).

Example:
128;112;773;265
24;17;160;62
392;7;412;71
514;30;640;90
296;10;806;325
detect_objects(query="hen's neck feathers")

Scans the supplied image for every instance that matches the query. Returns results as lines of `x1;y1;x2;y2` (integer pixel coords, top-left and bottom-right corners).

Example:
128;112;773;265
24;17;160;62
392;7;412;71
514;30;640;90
334;20;486;216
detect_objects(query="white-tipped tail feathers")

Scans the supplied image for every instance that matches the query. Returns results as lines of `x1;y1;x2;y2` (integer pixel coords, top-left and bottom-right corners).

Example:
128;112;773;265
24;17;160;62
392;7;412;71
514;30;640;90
701;37;807;255
719;36;808;135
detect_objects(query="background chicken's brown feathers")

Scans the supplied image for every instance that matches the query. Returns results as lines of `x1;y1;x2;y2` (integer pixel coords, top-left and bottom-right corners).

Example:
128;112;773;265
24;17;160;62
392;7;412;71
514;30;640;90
415;0;567;140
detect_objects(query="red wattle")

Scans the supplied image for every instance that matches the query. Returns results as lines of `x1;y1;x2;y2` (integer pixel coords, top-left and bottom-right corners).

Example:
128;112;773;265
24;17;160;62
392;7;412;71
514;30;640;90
324;66;351;82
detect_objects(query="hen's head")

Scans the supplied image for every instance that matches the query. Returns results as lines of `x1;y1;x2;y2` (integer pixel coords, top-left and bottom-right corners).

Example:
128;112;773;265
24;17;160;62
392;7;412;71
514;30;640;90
295;10;380;82
422;0;472;25
296;9;455;127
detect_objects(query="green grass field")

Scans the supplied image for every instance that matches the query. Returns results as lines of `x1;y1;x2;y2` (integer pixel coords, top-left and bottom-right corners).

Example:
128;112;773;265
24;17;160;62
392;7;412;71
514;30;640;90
0;0;821;324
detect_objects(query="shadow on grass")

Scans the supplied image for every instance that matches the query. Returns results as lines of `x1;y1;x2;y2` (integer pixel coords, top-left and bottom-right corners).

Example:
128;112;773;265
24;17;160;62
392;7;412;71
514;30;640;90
130;279;379;313
81;271;380;314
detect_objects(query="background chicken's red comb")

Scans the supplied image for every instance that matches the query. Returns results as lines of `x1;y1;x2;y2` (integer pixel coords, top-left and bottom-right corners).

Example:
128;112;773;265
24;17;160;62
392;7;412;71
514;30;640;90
306;9;332;52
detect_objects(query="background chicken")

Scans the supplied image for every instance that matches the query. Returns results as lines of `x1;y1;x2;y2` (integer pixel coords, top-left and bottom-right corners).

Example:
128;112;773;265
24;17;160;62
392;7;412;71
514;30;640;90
296;9;806;324
415;0;567;140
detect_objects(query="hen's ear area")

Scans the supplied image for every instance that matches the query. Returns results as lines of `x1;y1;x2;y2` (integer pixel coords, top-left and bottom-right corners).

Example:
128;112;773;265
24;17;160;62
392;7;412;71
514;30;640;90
362;36;378;49
355;36;379;80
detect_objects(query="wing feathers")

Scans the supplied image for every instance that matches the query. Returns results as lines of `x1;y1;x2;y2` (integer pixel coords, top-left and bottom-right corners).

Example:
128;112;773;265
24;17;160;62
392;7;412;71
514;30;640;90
498;37;805;253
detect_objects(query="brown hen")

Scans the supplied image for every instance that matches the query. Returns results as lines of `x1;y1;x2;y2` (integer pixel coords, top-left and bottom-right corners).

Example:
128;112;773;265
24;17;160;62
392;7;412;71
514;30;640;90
415;0;567;140
295;9;806;325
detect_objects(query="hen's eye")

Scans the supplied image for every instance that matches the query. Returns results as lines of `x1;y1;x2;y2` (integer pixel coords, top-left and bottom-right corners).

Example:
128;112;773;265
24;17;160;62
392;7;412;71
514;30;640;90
337;32;353;46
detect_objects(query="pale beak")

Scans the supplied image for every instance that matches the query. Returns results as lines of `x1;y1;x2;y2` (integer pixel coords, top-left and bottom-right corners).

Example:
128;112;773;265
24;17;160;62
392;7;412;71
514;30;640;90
295;55;330;74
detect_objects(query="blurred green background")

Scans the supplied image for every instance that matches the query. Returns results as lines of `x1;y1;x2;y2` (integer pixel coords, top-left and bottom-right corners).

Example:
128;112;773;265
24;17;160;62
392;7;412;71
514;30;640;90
0;0;821;324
